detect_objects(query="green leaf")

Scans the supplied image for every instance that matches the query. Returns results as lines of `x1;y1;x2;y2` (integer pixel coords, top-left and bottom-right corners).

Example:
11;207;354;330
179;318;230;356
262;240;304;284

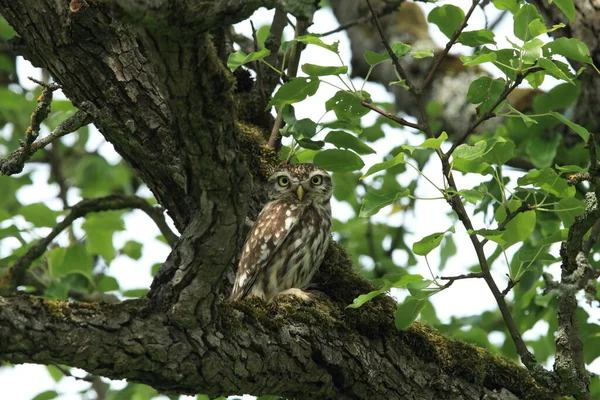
412;228;454;256
0;17;17;40
325;90;370;121
324;130;375;155
46;365;64;383
364;51;390;66
518;168;575;197
513;4;543;41
460;52;497;67
549;111;590;142
97;275;119;292
361;152;405;179
296;138;325;150
494;201;536;248
525;70;545;89
395;297;426;330
121;240;143;260
553;0;576;23
294;118;317;138
527;20;565;37
391;42;412;57
411;49;434;59
359;189;410;217
403;131;448;154
301;64;348;76
543;37;593;64
48;245;93;281
428;5;465;39
537;58;575;85
439;236;457;270
269;77;320;108
226;48;270;72
533;83;580;113
540;228;569;245
284;35;339;54
466;76;505;114
453;140;488;160
492;0;519;13
31;390;59;400
123;289;149;298
554;197;585;227
458;189;484;204
17;203;61;227
522;38;544;64
45;279;70;300
313;149;364;172
479;138;515;166
525;134;560;169
457;30;496;47
82;211;125;263
347;282;391;308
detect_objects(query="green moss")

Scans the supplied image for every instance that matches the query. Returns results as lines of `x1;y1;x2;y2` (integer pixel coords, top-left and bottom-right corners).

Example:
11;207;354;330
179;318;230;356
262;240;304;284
236;121;280;181
402;323;557;399
42;299;71;320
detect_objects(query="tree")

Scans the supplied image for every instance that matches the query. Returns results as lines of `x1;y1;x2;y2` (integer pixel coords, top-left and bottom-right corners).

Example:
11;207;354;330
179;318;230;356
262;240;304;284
0;0;598;399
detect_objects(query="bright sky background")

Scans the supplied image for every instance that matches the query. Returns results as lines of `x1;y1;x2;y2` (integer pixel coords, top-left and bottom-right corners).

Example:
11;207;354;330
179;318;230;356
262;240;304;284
0;2;598;399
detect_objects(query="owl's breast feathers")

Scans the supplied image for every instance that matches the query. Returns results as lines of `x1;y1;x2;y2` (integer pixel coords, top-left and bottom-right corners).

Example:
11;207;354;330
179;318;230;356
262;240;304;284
230;198;331;301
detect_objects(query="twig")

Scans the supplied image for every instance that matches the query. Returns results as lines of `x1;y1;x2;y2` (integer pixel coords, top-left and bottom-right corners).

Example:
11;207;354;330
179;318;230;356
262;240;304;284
447;74;526;155
1;195;178;289
0;109;91;175
481;202;532;246
361;100;422;130
268;18;310;149
52;365;95;382
365;0;416;93
315;2;402;37
262;7;288;95
421;0;481;91
439;272;483;288
4;78;59;174
501;275;518;297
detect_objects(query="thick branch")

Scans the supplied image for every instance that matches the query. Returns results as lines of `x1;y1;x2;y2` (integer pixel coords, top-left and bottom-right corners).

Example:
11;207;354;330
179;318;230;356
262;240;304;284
0;285;557;399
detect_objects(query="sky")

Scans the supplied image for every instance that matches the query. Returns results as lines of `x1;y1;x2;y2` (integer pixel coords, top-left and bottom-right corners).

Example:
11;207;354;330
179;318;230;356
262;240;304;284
0;2;598;399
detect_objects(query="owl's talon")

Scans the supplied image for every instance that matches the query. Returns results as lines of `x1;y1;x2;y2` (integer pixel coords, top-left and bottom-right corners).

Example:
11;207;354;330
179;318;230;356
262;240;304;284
275;288;315;303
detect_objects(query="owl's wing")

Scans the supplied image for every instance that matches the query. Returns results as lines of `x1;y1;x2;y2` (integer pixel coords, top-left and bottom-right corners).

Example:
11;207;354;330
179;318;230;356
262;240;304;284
230;200;304;300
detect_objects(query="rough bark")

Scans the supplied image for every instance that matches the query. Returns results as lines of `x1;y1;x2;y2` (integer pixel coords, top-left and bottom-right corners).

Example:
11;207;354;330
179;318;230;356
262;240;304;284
0;1;565;399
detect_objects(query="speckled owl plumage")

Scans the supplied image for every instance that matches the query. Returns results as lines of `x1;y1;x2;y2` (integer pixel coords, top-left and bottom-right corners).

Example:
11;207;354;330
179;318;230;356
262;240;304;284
230;163;333;302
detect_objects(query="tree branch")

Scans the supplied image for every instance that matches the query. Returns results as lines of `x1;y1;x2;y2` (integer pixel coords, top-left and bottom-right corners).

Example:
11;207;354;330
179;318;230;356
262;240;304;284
361;100;422;130
268;17;310;149
0;194;177;290
0;80;90;175
0;287;557;399
421;0;480;91
315;1;402;37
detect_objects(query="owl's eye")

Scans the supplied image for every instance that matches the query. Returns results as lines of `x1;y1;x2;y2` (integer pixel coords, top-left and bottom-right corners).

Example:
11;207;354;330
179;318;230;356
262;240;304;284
278;176;290;187
311;175;323;185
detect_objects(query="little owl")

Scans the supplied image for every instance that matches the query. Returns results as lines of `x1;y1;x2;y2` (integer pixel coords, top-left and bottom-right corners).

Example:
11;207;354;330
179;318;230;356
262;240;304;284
230;163;333;302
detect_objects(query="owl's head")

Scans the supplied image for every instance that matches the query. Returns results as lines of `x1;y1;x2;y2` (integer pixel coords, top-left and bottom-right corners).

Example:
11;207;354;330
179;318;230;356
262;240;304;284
267;163;333;204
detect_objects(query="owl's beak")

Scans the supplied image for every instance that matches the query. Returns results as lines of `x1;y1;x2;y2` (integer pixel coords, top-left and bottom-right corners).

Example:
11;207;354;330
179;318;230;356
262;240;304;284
296;185;305;201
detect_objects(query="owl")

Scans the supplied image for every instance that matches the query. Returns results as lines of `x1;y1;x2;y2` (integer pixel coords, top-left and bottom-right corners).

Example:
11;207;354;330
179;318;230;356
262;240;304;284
230;163;333;302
